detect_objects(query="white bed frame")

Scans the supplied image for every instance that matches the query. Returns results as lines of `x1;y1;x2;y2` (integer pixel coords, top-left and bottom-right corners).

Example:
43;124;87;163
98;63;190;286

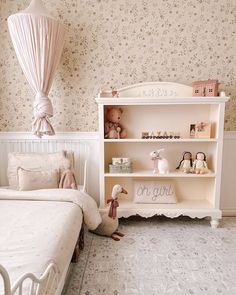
0;133;94;295
0;263;59;295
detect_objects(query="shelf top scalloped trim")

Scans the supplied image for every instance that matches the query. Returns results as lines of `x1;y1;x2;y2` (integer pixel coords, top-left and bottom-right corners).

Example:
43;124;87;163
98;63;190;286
95;82;229;104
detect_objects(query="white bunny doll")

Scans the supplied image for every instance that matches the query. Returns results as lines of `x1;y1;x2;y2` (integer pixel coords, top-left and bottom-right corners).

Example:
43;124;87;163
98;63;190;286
150;149;169;174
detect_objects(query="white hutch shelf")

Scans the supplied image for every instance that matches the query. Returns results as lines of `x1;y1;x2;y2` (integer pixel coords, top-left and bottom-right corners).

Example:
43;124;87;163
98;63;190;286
104;171;216;178
95;82;229;228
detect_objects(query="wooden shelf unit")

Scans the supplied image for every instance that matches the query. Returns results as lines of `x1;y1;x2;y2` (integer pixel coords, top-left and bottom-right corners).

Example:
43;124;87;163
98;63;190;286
96;82;229;228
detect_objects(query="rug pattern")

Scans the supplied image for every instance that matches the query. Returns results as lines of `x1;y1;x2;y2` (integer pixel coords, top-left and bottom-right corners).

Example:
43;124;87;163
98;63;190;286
63;217;236;295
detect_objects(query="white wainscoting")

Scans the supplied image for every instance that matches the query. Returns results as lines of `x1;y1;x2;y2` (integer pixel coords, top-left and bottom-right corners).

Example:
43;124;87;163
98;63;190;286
0;132;100;203
0;131;235;215
221;131;236;216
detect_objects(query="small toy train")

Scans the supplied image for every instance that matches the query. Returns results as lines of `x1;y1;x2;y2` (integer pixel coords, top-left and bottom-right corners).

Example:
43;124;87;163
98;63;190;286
142;131;181;139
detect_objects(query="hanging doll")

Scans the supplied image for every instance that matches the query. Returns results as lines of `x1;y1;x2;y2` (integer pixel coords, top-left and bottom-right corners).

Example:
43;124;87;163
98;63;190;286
193;152;209;174
176;151;193;173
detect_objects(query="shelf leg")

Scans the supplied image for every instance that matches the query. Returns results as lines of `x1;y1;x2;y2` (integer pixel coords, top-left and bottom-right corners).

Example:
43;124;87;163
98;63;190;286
210;218;219;229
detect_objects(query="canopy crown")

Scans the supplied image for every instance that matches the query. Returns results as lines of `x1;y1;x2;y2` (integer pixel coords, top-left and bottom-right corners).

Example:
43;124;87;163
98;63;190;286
21;0;54;18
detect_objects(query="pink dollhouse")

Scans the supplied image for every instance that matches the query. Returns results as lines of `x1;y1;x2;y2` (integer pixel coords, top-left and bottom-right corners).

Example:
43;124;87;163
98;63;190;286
192;80;219;97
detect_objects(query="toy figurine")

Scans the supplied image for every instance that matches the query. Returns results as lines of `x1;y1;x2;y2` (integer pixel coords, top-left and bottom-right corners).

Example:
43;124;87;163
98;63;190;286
176;152;193;173
111;87;119;98
193;152;209;174
150;149;169;174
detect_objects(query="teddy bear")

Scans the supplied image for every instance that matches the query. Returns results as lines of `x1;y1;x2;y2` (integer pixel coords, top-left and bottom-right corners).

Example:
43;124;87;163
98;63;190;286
104;107;127;139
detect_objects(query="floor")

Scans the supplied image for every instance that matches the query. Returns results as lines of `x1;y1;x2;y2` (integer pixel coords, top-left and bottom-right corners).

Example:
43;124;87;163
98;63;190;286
63;216;236;295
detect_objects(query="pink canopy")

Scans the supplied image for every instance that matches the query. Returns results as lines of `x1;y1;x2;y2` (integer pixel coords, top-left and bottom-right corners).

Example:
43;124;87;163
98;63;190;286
8;0;65;137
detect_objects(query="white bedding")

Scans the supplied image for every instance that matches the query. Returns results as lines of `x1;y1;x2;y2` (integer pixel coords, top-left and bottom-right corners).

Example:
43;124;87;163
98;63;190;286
0;189;101;294
0;188;101;230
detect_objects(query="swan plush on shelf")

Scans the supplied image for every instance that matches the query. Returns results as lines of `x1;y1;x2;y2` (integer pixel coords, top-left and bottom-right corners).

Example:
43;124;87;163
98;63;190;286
91;184;127;241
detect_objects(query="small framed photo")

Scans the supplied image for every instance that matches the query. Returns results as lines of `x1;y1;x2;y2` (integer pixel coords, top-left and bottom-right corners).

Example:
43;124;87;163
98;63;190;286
190;122;211;138
190;124;196;138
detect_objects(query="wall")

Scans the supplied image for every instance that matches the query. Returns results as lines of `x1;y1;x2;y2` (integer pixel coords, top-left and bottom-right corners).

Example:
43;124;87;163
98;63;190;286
0;0;236;132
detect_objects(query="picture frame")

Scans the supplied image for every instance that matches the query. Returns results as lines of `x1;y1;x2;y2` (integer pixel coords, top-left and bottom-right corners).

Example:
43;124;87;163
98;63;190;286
190;122;211;138
190;124;196;138
195;121;211;138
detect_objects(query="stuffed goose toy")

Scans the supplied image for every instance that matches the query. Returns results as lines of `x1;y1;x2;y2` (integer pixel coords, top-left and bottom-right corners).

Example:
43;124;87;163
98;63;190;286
91;184;127;241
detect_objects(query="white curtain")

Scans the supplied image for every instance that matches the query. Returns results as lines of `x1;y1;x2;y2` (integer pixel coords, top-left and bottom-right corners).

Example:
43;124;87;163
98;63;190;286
8;11;65;137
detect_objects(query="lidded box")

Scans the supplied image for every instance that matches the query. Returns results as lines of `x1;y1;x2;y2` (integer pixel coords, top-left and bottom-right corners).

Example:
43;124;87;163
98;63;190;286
112;158;131;165
109;164;132;174
109;157;132;173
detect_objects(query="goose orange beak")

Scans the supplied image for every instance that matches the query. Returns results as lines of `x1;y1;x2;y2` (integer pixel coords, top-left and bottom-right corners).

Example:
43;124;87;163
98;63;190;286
121;187;128;194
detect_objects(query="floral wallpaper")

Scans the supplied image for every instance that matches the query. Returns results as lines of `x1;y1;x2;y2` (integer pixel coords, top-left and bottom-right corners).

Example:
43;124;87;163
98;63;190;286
0;0;235;132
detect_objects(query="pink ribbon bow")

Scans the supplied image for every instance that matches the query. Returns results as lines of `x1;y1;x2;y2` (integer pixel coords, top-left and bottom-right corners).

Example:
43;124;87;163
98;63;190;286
107;198;119;219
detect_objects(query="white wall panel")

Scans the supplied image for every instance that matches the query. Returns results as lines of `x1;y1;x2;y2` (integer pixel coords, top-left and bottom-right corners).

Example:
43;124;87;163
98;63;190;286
0;132;100;203
221;131;236;216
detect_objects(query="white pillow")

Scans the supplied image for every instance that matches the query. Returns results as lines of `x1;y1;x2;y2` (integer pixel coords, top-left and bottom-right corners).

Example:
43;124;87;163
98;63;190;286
8;151;71;189
17;168;59;191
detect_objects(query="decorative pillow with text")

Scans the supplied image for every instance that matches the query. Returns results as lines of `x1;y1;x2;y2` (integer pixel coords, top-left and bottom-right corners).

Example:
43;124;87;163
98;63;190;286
133;180;177;204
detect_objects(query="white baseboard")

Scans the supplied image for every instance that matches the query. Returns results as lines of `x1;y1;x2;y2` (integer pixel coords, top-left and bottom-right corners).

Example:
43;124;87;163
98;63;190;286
222;210;236;217
220;131;236;216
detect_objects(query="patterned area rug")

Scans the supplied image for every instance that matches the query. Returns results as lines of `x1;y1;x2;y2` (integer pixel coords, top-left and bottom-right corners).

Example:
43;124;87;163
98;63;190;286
63;217;236;295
